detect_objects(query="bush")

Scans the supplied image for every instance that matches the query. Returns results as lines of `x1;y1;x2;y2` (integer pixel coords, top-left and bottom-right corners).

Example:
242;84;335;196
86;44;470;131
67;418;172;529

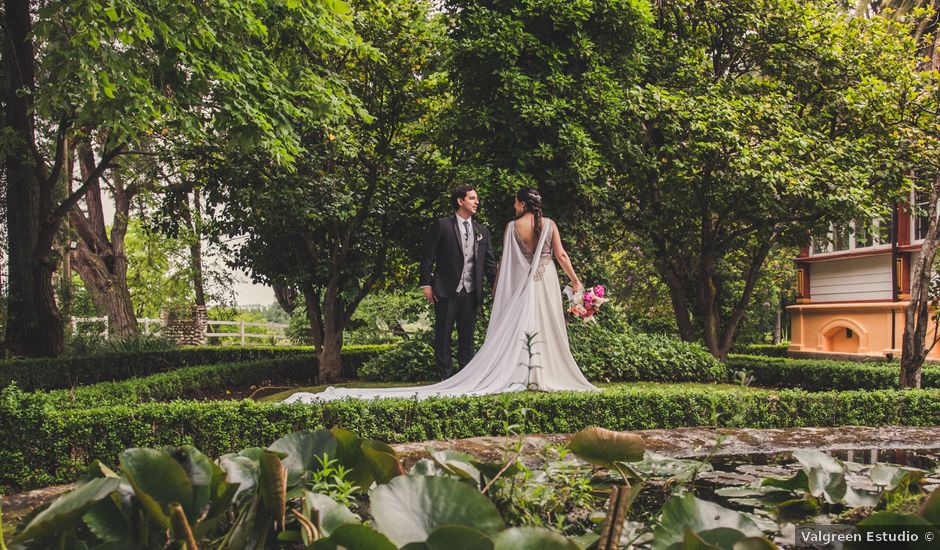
727;354;940;391
3;384;940;492
0;346;318;391
733;343;789;357
358;332;439;382
42;355;317;409
359;324;727;383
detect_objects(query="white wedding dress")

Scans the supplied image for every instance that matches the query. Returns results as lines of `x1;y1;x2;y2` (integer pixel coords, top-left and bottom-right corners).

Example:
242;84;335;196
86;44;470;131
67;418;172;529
283;219;598;403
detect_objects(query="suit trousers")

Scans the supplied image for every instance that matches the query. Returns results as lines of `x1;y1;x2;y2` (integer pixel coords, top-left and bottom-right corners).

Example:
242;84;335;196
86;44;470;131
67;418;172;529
433;289;478;378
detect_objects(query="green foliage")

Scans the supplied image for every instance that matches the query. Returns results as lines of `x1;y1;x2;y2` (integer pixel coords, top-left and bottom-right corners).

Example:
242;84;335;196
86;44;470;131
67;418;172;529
733;344;790;358
359;324;726;383
4;384;940;494
0;346;318;391
124;218;197;317
727;355;940;391
357;332;439;382
198;0;451;382
9;429;399;548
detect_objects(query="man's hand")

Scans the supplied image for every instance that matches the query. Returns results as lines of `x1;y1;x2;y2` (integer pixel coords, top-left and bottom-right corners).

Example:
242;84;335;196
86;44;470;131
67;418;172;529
422;287;437;303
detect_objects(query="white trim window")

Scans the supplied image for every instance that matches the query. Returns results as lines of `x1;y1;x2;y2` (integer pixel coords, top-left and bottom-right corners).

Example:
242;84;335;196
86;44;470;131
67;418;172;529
810;218;892;255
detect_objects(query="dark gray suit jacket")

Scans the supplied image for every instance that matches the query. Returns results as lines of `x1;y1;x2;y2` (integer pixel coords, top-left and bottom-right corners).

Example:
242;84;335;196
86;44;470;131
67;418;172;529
419;216;498;302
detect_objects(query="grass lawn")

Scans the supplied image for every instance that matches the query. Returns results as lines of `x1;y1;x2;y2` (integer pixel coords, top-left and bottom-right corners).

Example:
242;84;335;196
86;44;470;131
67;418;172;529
259;381;759;402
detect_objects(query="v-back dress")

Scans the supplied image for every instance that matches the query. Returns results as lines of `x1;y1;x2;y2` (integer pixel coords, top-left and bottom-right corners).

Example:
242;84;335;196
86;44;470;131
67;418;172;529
282;218;598;403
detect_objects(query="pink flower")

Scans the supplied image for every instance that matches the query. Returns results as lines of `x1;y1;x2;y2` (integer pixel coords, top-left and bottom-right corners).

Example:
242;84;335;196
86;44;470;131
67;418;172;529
583;292;595;304
594;285;605;298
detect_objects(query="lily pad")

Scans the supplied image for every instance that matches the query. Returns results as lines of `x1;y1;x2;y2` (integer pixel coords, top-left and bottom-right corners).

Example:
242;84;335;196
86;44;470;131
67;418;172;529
652;493;763;550
268;430;337;486
370;475;504;546
303;491;361;536
425;525;495;550
492;526;579;549
569;427;644;467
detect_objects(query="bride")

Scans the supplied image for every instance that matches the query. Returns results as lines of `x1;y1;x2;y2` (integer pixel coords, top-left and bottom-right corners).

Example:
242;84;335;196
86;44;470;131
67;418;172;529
283;188;599;403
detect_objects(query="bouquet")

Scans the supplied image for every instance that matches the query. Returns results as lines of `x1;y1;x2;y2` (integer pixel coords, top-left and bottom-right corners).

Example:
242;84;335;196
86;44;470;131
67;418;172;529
563;284;609;324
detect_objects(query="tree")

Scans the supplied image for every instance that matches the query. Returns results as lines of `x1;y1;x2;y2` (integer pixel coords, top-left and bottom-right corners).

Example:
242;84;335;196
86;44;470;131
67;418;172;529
2;0;359;356
199;0;450;382
854;0;940;388
450;0;919;358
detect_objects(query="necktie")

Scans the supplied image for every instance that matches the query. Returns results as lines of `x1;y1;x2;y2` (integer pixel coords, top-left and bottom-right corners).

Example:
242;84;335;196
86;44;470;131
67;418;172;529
463;220;470;241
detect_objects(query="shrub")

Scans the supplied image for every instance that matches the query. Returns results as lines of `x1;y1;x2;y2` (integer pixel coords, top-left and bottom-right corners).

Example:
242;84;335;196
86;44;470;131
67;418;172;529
359;325;727;383
358;332;439;382
0;346;307;391
727;354;940;391
733;343;789;357
3;385;940;492
0;345;392;391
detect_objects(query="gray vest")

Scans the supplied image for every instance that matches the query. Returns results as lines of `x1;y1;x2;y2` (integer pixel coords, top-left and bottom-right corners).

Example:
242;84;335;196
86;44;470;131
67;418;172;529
456;218;476;293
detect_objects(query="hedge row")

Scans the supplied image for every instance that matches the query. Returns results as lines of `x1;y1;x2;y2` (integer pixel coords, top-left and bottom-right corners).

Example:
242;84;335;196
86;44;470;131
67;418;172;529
727;354;940;390
41;356;315;409
3;384;940;491
359;328;729;383
732;343;790;357
0;344;391;391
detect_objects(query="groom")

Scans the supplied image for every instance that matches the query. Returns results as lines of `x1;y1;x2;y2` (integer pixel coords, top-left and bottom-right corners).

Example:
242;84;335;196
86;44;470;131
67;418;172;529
420;185;498;379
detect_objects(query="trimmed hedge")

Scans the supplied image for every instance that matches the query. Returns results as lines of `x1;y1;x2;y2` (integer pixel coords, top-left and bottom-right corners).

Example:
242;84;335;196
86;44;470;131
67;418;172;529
733;343;790;357
727;354;940;391
359;327;728;383
31;345;395;409
42;355;316;409
0;344;391;391
3;384;940;491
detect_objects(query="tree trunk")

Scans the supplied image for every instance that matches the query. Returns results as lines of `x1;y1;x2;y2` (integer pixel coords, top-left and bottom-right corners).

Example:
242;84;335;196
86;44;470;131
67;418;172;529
3;0;65;357
181;190;206;306
68;145;139;338
301;284;345;383
70;239;139;337
900;176;940;388
653;259;697;342
774;304;782;345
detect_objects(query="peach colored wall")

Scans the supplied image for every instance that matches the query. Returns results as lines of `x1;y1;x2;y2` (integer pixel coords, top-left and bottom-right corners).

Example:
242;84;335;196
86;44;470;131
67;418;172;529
786;302;940;359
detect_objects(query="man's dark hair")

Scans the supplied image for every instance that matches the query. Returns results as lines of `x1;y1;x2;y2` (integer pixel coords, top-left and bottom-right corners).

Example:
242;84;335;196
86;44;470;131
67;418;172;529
451;184;476;210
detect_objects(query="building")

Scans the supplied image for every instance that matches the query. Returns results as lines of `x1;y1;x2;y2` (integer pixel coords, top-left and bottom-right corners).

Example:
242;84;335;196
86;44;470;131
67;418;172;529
787;196;938;359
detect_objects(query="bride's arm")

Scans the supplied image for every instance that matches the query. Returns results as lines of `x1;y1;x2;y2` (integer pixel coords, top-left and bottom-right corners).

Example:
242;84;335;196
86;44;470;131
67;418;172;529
551;221;583;292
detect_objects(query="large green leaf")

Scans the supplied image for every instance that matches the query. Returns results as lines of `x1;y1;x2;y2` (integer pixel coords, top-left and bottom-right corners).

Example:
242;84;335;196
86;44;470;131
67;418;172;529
652;493;763;550
869;464;925;490
120;448;193;527
425;525;494;550
629;452;711;481
430;450;482;483
163;445;214;522
13;477;120;543
82;496;130;542
568;427;645;467
370;475;504;546
362;440;405;485
219;452;260;502
303;491;361;536
325;523;397;550
920;487;940;525
268;430;338;486
492;527;579;549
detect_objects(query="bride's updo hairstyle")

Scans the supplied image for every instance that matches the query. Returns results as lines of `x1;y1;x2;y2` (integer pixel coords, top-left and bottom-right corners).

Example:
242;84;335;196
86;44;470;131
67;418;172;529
516;187;543;235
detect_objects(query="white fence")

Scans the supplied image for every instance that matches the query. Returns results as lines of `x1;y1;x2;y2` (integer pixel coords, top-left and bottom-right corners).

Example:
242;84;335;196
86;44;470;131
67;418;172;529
72;317;291;345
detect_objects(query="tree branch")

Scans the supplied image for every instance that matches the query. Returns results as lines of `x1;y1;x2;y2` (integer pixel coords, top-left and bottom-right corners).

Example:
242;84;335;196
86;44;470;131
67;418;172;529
51;144;125;226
